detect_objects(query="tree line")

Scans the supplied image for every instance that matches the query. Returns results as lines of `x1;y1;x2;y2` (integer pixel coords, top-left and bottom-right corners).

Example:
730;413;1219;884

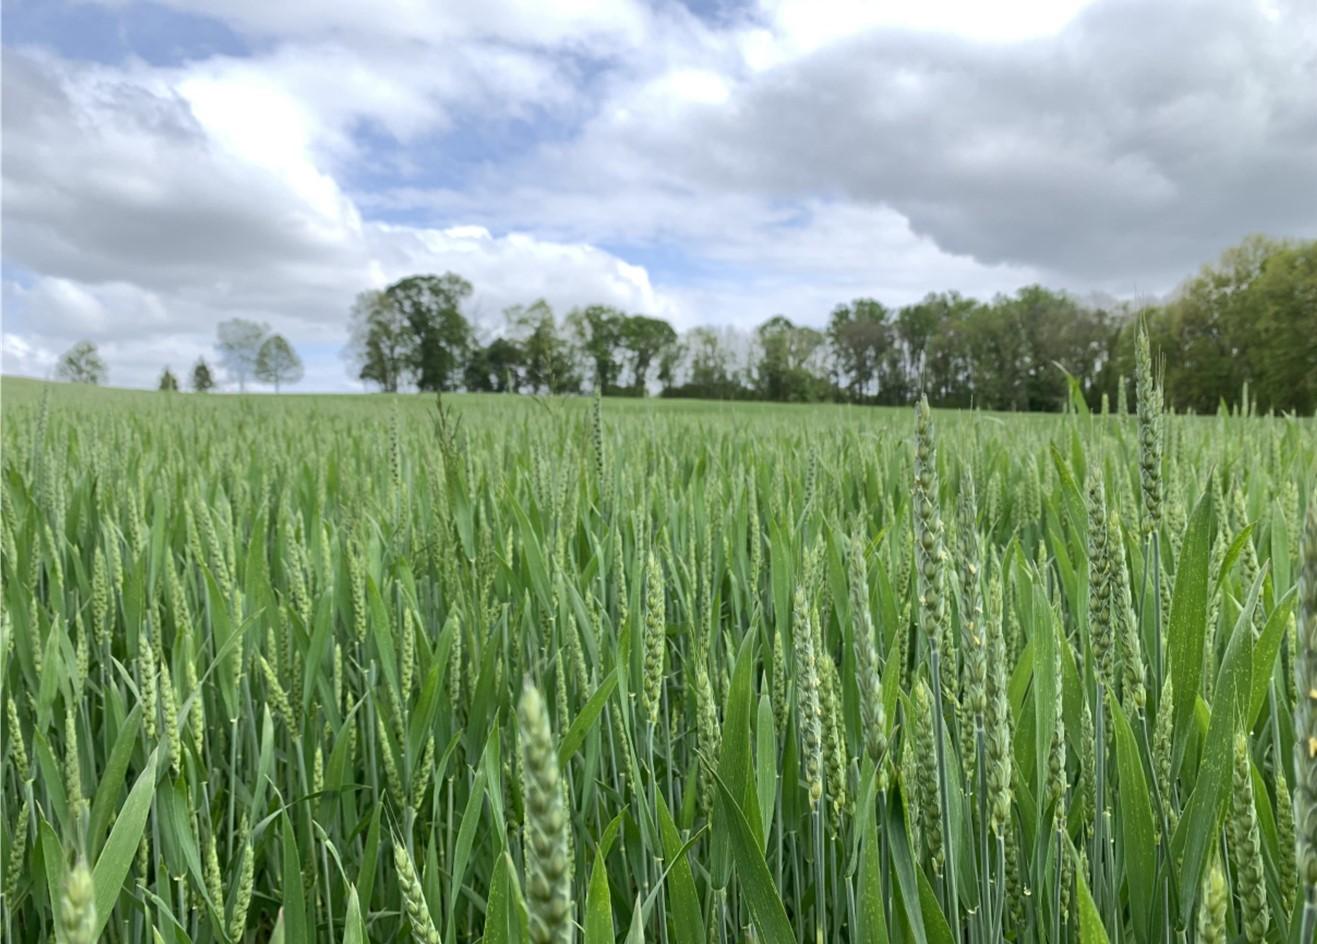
46;234;1312;411
345;235;1316;414
53;319;305;393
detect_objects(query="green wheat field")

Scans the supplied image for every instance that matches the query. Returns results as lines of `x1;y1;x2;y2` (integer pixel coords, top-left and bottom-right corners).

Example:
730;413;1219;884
1;364;1315;944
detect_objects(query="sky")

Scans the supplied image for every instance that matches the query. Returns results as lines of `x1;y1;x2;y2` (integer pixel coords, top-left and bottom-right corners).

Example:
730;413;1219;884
2;0;1315;391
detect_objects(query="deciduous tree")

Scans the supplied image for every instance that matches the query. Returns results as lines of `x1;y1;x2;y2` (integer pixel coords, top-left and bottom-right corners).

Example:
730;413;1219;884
346;290;411;392
55;340;107;385
254;334;304;392
618;315;677;394
387;274;473;392
216;319;269;392
567;305;625;392
828;299;891;402
507;300;578;394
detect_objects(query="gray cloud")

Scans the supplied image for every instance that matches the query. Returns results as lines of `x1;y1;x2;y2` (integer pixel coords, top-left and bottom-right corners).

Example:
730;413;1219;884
600;0;1317;286
363;0;1317;302
5;0;1314;390
0;49;671;388
2;51;366;298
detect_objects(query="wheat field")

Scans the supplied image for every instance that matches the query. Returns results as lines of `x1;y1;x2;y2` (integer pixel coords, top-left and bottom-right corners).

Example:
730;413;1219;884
1;360;1314;943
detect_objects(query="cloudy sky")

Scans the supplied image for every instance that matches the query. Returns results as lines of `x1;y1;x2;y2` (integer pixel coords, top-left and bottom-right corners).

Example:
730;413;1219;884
3;0;1315;390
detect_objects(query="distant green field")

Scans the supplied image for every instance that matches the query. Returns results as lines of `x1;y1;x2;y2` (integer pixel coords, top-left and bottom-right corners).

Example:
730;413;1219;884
2;373;1314;943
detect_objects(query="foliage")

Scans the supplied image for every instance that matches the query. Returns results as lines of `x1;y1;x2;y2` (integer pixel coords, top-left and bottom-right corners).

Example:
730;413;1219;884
157;368;179;392
216;318;270;392
346;290;411;392
254;334;304;392
567;304;626;392
389;274;474;392
755;315;828;401
663;326;751;399
191;358;215;393
1144;235;1317;415
334;237;1313;412
828;298;893;402
54;340;106;385
507;300;579;395
464;337;523;393
617;315;678;393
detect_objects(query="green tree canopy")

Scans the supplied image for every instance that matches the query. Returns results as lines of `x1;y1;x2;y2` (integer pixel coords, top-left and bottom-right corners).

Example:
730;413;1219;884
828;298;891;402
216;319;269;392
507;300;578;394
465;337;524;393
387;274;473;392
191;357;215;392
677;327;743;399
755;315;827;402
55;340;107;385
337;236;1315;413
255;334;304;392
346;289;411;392
567;305;626;392
616;315;678;394
1147;235;1316;414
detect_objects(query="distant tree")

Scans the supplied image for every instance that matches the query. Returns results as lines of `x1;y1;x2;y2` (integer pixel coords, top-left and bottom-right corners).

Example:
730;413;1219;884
896;292;979;405
336;236;1311;411
895;296;943;388
463;346;491;392
55;340;107;385
828;299;891;402
254;334;304;392
618;315;678;394
386;274;473;392
680;327;741;398
507;300;580;394
1243;237;1317;414
217;319;270;392
465;337;524;392
345;289;411;392
922;297;976;406
686;328;727;391
952;296;1018;409
485;337;524;392
566;305;625;392
158;367;179;391
1143;235;1317;415
191;358;216;392
657;335;683;391
998;285;1109;411
755;316;826;402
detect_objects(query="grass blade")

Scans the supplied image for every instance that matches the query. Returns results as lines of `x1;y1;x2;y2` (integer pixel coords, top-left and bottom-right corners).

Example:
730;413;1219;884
91;748;159;938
